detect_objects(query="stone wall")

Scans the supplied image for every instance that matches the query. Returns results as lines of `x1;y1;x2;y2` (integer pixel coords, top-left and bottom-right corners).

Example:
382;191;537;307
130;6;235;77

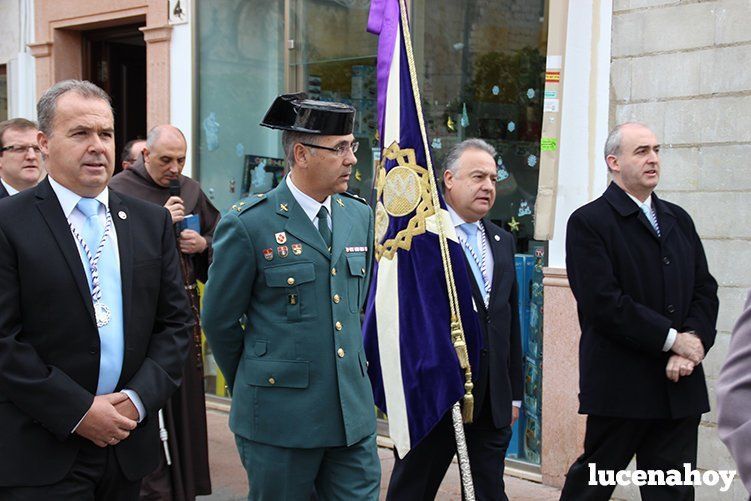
0;0;20;63
611;0;751;499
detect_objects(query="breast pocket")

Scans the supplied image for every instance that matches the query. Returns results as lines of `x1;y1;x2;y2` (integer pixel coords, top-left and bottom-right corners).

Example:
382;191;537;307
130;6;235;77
346;254;367;313
264;262;317;322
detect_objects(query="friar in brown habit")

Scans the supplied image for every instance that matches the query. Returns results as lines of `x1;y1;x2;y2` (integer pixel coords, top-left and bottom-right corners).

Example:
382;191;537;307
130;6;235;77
110;125;218;500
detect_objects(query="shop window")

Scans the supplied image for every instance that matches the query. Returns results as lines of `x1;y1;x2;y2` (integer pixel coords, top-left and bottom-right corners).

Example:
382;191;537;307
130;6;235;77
197;0;286;215
410;0;546;253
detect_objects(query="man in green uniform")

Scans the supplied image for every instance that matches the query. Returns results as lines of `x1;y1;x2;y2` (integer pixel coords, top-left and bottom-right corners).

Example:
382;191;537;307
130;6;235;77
202;93;380;500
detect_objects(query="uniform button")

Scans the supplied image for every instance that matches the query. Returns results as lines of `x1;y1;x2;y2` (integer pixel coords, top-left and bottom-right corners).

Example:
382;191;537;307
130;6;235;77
333;294;341;303
268;377;276;385
337;348;345;358
287;277;295;285
663;256;671;265
667;304;675;314
331;268;337;276
335;321;343;331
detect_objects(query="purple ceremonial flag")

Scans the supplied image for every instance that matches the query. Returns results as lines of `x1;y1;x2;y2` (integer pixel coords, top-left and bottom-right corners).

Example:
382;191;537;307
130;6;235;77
363;0;482;458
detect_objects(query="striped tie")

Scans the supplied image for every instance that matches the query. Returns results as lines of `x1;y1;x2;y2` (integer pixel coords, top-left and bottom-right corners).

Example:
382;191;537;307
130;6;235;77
640;203;660;236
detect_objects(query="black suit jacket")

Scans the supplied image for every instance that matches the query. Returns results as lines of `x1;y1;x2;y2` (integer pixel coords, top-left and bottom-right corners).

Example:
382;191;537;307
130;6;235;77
0;178;192;486
465;219;523;429
0;181;9;200
566;182;718;419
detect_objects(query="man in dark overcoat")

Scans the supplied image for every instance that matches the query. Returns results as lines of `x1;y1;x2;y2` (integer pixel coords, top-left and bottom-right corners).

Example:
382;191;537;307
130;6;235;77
560;122;719;500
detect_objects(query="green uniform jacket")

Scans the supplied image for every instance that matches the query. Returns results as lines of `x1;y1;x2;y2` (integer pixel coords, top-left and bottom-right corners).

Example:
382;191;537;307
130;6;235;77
203;180;376;448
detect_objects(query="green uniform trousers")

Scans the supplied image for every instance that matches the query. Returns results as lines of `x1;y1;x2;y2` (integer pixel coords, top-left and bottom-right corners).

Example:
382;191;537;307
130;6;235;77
235;432;380;501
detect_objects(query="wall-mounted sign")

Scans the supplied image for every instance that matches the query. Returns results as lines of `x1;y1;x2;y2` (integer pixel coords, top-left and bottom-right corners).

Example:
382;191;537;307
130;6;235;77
169;0;189;25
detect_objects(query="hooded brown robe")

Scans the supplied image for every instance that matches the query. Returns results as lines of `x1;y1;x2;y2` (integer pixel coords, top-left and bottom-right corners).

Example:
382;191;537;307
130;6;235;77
110;158;218;499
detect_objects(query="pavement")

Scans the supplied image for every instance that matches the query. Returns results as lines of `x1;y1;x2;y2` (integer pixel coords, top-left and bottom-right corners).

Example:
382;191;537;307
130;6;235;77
200;408;562;500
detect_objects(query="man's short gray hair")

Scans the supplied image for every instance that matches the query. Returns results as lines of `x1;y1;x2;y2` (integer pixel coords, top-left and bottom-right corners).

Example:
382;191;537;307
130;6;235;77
604;121;652;171
37;80;112;137
281;130;318;168
444;138;497;175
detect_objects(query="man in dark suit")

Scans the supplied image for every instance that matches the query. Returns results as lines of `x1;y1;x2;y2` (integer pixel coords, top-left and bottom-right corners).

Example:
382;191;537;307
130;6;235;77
386;138;523;501
0;79;192;500
561;122;719;500
0;118;43;198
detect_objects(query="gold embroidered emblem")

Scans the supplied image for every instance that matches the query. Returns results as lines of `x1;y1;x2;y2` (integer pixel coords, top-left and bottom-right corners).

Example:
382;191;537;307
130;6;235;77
374;141;434;261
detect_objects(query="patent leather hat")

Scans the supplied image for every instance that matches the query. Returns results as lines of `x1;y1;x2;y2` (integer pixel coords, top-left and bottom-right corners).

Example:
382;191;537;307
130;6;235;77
260;92;356;135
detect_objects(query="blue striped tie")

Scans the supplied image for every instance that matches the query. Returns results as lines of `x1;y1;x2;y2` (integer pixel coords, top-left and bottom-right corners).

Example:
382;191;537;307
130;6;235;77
640;203;660;236
460;223;487;294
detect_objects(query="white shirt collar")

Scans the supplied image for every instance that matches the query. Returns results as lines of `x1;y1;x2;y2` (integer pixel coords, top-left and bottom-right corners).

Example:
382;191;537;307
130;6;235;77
286;173;332;223
48;175;110;218
1;178;19;196
626;191;653;210
446;203;481;230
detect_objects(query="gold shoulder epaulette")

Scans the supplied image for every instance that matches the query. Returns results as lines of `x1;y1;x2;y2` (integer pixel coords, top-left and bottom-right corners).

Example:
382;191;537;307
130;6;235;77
230;193;267;214
341;191;368;205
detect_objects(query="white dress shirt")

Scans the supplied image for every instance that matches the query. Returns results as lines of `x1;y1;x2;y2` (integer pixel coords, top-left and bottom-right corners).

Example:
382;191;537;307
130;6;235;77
1;178;19;196
286;173;332;229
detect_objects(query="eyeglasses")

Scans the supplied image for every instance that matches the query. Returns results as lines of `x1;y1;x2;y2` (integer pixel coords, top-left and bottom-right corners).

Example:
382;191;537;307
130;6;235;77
0;144;42;155
300;141;359;157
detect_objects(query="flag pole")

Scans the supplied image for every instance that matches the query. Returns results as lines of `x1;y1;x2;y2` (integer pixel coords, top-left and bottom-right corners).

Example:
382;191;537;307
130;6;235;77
397;0;475;496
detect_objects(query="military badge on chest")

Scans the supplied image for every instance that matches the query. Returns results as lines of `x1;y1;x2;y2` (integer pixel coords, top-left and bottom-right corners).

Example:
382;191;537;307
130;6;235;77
292;243;303;255
263;248;274;261
277;245;289;258
275;231;287;244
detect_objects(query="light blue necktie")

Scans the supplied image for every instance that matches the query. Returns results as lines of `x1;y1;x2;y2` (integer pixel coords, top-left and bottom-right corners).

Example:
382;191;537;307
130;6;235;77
460;223;487;295
640;203;660;236
76;198;124;395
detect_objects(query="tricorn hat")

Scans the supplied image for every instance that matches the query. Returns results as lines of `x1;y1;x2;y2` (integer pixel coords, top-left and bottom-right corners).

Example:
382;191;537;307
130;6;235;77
260;92;356;136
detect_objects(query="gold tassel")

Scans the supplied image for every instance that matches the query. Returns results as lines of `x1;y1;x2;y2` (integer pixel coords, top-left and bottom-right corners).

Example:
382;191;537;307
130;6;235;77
462;374;474;423
451;317;469;369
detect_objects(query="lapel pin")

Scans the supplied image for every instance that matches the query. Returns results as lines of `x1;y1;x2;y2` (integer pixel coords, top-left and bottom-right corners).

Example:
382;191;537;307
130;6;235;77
336;198;345;207
118;211;127;220
275;231;287;244
292;243;302;255
277;245;289;258
280;203;289;212
263;248;274;261
494;234;500;241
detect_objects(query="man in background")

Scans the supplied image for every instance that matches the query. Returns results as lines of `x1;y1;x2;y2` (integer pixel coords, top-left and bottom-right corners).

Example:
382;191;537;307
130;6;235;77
120;138;147;171
386;139;523;501
110;124;217;500
0;118;43;198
